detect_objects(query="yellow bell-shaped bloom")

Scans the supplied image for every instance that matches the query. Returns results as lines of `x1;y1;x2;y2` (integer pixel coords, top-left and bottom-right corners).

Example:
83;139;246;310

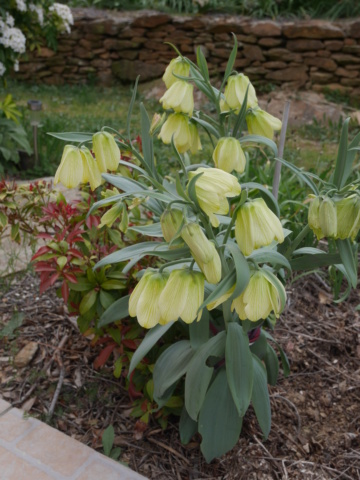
160;209;184;242
54;145;84;189
159;269;205;324
319;196;337;239
246;107;282;139
308;196;323;240
92;131;120;172
187;167;241;227
207;285;235;311
98;201;123;229
158;113;192;153
213;137;246;174
235;198;284;256
189;122;202;154
221;73;258;113
160;80;194;116
149;112;166;135
163;56;190;88
336;195;360;241
129;269;169;329
231;270;286;321
181;223;222;284
80;147;102;191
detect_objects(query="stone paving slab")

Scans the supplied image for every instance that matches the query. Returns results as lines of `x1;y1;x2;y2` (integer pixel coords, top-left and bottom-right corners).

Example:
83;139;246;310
0;398;147;480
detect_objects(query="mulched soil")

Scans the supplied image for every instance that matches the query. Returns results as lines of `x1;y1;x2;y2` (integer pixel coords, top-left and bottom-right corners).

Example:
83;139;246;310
0;272;359;480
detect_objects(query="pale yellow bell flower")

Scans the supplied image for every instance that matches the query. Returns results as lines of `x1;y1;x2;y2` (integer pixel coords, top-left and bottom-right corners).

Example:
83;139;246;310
213;137;246;174
308;196;323;240
149;112;166;135
163;56;190;88
54;145;84;189
160;80;194;116
235;198;284;256
80;147;102;191
159;269;205;324
336;195;360;241
194;241;222;284
246;107;282;139
231;270;285;321
189;122;202;154
206;285;235;311
158;113;192;153
98;201;123;229
160;209;184;242
221;73;258;113
92;131;120;172
188;167;241;227
129;270;169;329
319;196;337;239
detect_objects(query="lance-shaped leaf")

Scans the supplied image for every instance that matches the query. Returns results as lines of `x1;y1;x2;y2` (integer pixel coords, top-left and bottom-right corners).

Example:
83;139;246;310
48;132;93;142
263;343;279;386
251;354;271;439
179;406;197;445
199;368;243;463
332;117;350;189
336;238;358;288
189;309;209;349
98;295;130;328
226;322;253;417
153;340;194;402
232;84;249;137
249;248;291;272
263;330;290;377
128;322;174;375
185;331;226;420
342;130;360;188
226;242;250;300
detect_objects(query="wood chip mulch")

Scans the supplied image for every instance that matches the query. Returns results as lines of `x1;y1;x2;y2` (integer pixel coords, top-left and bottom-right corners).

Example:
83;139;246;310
0;272;359;480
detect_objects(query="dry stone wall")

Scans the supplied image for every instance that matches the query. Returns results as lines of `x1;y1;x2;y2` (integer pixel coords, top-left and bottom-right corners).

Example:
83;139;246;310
17;8;360;96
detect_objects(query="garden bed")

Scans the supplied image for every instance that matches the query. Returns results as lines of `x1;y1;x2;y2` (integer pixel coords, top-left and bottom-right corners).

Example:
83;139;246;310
0;271;359;479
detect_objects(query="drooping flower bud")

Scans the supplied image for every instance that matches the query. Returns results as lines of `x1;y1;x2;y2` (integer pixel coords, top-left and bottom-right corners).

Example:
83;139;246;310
54;145;84;189
213;137;246;173
235;198;284;256
160;209;184;242
158;113;192;153
319;196;337;239
98;201;123;229
189;122;202;154
187;167;241;227
160;80;194;116
159;269;205;324
129;269;169;329
336;195;360;241
231;270;286;322
162;56;190;89
80;147;102;191
308;196;323;240
221;73;258;113
246;107;282;139
92;131;120;172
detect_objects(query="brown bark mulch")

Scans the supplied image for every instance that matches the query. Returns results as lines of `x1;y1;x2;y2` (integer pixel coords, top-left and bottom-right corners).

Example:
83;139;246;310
0;272;359;480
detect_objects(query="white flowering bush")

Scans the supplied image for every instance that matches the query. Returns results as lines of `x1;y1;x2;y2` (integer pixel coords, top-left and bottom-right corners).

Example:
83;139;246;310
0;1;73;78
50;40;360;461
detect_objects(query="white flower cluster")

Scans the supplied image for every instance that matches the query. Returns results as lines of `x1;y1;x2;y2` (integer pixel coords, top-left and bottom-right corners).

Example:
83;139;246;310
0;25;26;53
5;13;15;27
15;0;27;12
49;3;73;34
29;3;44;26
0;61;6;77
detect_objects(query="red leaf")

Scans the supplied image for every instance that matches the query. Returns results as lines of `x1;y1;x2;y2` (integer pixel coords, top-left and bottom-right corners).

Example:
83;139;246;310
67;248;84;259
122;339;138;351
86;215;100;229
39;272;60;294
128;371;143;400
93;344;116;369
31;246;51;261
62;272;78;283
61;281;69;303
37;233;53;240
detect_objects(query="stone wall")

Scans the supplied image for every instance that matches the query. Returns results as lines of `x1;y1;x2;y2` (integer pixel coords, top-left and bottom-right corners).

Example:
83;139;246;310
16;8;360;96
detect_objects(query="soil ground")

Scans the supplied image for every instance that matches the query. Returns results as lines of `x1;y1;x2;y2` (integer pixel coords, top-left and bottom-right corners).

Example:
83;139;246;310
0;271;359;480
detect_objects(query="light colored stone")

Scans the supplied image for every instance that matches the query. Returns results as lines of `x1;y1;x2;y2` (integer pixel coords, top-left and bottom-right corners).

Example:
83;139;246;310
0;410;35;442
0;446;54;480
75;458;146;480
0;398;11;413
17;423;91;476
14;342;38;368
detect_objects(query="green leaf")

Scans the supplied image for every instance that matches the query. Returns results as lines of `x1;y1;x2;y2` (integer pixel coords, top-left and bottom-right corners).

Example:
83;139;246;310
290;253;342;271
99;290;115;310
332;118;350;189
126;76;140;141
226;242;250;300
222;34;238;85
185;331;226;421
273;157;319;195
263;343;279;386
232;84;249;137
128;223;163;237
98;295;129;327
190;117;221;139
102;425;115;457
226;322;253;417
336;238;358;288
153;340;194;402
239;134;278;157
251;355;271;439
250;329;268;360
140;102;155;174
128;322;174;375
263;330;290;377
100;280;126;290
342;130;360;187
249;248;291;271
68;278;94;291
0;312;24;339
199;368;243;463
47;132;93;143
179;407;197;445
79;289;98;316
189;310;209;349
196;46;210;81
